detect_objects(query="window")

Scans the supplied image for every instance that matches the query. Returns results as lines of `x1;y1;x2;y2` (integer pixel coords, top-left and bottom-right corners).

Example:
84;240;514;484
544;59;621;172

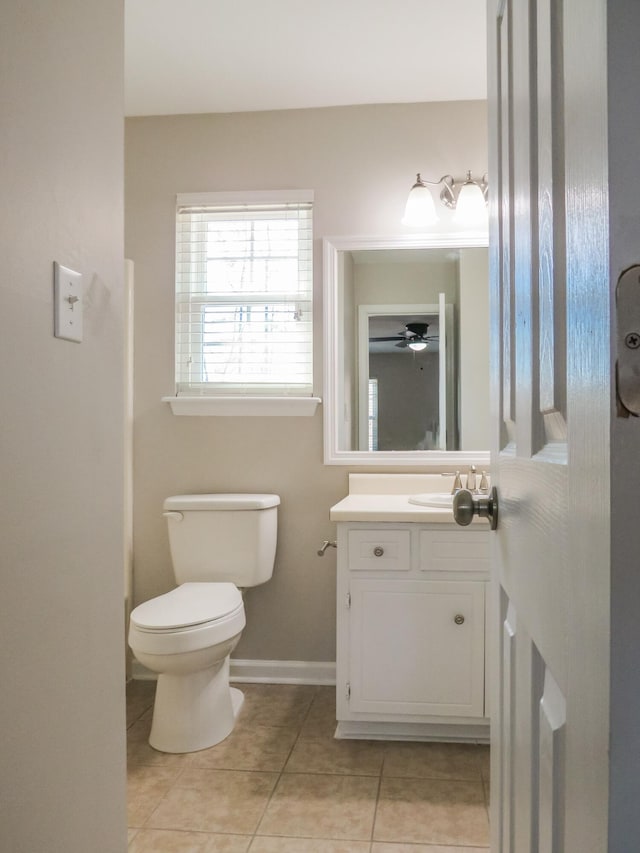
174;190;313;398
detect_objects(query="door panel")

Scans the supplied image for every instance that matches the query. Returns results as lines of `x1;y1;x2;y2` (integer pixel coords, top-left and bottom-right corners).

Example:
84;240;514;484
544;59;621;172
538;667;566;853
488;0;610;850
536;0;567;443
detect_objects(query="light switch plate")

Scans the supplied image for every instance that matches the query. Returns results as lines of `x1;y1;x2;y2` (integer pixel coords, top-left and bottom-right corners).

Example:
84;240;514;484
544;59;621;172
54;262;83;343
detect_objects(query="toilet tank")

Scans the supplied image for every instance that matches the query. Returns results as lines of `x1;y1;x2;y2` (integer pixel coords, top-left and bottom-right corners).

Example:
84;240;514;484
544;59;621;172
163;494;280;587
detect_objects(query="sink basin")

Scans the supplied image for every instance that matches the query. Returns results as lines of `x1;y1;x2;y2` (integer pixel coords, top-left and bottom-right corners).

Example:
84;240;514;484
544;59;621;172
408;492;454;508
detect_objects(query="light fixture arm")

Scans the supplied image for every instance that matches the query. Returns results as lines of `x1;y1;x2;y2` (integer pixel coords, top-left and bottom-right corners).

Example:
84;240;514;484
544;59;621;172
411;172;455;188
439;175;457;209
437;171;488;209
478;173;489;202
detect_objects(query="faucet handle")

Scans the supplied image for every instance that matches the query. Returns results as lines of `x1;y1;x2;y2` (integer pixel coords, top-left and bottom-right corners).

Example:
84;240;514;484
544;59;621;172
317;540;337;556
479;471;490;493
466;465;477;492
451;471;462;494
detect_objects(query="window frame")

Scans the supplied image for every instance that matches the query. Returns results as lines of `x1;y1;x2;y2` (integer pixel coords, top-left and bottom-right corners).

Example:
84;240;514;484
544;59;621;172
164;189;321;417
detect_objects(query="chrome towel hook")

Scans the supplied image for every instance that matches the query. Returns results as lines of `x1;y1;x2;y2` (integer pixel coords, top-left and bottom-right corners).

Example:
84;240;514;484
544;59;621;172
317;540;337;556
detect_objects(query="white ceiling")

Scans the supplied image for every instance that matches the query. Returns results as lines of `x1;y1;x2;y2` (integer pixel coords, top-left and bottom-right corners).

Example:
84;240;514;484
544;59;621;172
125;0;487;117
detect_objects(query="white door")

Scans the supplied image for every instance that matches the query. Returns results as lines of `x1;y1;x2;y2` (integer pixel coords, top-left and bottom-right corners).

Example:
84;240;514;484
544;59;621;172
487;0;640;849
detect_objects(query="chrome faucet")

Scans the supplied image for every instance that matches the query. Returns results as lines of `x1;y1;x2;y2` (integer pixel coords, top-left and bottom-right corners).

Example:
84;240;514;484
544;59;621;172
466;465;477;492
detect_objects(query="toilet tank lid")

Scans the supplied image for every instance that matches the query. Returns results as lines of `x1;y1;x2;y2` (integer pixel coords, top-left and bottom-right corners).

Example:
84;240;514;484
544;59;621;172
164;493;280;511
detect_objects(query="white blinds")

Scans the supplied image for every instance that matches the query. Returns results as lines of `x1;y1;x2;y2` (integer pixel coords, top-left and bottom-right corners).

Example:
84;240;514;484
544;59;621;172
175;192;313;396
368;378;379;451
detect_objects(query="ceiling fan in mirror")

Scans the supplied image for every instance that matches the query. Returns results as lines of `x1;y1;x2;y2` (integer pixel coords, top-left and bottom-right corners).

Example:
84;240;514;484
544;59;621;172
369;322;439;352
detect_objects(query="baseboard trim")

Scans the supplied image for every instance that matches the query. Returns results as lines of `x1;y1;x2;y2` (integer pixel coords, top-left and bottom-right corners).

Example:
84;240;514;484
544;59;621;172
335;719;490;743
230;659;336;685
131;658;336;686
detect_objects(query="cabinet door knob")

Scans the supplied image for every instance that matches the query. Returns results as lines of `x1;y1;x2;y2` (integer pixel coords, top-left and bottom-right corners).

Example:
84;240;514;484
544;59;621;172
454;614;465;625
373;546;384;557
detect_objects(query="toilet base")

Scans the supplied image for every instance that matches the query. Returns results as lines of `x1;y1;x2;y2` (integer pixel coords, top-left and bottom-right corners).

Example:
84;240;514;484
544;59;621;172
148;657;244;753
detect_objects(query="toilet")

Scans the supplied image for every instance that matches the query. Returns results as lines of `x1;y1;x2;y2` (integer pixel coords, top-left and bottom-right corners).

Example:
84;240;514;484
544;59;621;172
128;493;279;753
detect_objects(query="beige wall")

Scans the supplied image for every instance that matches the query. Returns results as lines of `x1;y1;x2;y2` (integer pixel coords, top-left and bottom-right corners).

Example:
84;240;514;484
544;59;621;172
0;2;126;851
353;259;458;307
459;249;491;449
125;100;487;662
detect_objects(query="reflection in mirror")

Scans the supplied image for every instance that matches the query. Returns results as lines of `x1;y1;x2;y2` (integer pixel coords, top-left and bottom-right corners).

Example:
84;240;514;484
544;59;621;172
360;302;452;451
323;235;490;467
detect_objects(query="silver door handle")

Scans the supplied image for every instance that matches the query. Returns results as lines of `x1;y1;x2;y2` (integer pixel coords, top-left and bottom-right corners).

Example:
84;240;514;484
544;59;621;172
453;487;499;530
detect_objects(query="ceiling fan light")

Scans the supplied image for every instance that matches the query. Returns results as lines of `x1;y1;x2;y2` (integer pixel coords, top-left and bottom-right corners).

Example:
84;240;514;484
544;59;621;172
408;340;428;351
401;175;439;227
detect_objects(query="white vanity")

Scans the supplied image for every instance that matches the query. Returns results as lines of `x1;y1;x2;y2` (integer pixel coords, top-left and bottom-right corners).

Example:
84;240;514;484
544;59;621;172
330;473;490;743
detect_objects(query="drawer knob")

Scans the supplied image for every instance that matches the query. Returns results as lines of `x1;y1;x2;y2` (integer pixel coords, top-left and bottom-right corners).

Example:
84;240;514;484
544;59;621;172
373;546;384;557
454;614;465;625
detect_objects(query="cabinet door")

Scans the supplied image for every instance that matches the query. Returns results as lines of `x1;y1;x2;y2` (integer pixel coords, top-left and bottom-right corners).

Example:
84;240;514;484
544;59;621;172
349;579;485;718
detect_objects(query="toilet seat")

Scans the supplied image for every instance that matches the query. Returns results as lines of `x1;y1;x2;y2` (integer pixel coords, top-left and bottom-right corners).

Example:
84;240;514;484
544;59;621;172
129;582;245;656
131;582;242;630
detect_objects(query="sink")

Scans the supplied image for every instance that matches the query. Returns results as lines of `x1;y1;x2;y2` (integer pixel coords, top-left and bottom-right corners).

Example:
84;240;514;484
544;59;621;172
408;492;454;508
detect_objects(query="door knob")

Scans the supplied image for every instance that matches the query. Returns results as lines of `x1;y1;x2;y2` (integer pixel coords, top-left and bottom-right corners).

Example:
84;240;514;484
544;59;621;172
453;487;499;530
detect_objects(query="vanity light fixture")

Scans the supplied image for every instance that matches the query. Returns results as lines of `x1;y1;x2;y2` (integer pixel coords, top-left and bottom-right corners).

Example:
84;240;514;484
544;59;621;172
402;171;488;228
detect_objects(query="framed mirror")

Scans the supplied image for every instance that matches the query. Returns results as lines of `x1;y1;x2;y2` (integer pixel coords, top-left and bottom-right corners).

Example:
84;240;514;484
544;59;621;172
323;234;490;466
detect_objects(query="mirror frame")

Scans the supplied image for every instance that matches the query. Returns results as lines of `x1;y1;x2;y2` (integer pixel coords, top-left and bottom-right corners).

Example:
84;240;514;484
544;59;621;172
322;233;490;467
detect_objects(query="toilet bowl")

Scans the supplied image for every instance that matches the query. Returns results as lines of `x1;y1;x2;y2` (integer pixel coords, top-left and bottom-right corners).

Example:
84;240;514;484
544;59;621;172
129;582;246;753
128;493;279;754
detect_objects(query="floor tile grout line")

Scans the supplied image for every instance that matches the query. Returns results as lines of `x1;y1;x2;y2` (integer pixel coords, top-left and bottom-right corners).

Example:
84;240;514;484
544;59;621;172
248;683;319;843
482;773;491;822
126;698;154;731
370;760;384;846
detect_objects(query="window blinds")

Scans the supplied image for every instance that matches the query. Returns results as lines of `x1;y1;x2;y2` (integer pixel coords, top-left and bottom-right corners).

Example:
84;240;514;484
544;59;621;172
175;192;313;396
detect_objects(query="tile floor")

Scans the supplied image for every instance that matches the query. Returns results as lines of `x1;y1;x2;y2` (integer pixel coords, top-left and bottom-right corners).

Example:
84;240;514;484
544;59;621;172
127;680;490;852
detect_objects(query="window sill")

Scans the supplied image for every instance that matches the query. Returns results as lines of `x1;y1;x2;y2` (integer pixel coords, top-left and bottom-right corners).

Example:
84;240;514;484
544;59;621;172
162;396;322;417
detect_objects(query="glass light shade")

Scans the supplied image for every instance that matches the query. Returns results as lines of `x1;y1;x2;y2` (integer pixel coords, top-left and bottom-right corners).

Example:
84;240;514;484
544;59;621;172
402;182;439;227
408;340;427;351
452;179;488;227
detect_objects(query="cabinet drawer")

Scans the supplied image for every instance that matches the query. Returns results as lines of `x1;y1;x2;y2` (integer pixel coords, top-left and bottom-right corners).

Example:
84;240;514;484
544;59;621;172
418;529;490;574
347;529;411;572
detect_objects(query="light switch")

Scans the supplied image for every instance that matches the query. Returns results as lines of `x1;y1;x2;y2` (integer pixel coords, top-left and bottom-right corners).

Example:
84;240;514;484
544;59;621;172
54;262;83;343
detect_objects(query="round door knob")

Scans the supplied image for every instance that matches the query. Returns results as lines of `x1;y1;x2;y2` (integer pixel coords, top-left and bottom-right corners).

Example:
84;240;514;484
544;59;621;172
373;546;384;557
453;486;499;530
454;614;465;625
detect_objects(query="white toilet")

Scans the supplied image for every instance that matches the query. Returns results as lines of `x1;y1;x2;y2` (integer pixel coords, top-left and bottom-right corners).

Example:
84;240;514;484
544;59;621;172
128;493;280;753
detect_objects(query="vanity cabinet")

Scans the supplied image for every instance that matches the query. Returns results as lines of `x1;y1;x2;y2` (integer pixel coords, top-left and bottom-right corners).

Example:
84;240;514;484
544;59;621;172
336;522;490;741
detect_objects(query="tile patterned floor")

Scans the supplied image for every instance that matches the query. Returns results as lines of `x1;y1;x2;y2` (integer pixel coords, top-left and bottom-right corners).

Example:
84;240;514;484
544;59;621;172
127;680;490;852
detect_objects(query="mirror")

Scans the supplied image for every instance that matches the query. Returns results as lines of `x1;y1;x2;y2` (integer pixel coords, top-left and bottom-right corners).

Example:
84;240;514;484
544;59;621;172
323;234;490;466
360;297;453;452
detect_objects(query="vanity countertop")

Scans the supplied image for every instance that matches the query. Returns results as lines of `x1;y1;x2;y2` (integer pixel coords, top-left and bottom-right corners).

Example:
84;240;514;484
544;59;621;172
330;493;457;523
329;473;486;524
